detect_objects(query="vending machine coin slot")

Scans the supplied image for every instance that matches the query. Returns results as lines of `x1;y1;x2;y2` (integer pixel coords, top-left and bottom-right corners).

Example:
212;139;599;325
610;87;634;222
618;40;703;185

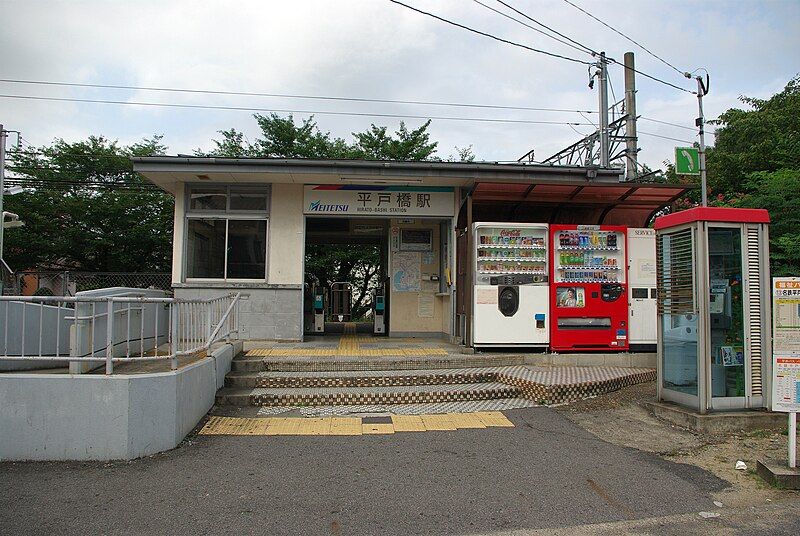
600;283;624;302
498;286;519;317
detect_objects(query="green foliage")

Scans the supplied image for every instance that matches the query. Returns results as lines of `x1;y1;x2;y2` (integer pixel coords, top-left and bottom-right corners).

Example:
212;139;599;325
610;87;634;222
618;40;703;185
204;114;441;312
304;244;381;320
703;75;800;276
203;113;438;161
5;136;173;272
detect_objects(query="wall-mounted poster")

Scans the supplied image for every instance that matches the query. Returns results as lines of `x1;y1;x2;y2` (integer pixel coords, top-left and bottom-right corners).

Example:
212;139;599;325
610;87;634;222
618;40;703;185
400;229;432;252
391;252;421;292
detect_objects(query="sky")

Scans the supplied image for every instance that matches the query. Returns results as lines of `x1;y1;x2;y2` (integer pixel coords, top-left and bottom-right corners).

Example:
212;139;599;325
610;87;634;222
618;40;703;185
2;0;799;170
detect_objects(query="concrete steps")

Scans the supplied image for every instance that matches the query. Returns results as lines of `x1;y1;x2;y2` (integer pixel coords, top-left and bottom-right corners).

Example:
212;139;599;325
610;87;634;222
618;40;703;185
216;382;520;407
230;354;526;373
224;368;500;389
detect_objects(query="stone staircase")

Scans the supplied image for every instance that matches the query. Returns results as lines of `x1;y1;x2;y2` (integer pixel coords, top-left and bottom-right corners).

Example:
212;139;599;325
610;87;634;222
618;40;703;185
216;355;528;408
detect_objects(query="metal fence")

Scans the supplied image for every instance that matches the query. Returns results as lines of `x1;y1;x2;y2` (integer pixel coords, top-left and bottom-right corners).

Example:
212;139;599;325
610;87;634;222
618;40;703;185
0;291;241;373
8;271;172;296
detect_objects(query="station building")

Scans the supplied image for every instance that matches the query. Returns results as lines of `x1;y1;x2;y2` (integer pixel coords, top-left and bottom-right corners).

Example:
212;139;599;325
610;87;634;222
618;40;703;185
134;157;689;348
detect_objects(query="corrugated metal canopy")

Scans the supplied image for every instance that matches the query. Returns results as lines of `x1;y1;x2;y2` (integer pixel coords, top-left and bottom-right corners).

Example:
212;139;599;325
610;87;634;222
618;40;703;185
469;181;692;228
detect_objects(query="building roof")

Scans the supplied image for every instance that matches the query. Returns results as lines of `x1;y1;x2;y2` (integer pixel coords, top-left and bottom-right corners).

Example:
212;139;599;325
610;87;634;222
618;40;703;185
133;156;694;227
653;207;770;230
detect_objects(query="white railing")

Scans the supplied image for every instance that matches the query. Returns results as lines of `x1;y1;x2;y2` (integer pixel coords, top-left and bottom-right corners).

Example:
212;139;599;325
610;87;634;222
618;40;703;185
0;292;241;374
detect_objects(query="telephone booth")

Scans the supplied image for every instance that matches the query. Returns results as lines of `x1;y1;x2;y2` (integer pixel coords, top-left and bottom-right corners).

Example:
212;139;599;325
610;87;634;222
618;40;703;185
654;207;771;413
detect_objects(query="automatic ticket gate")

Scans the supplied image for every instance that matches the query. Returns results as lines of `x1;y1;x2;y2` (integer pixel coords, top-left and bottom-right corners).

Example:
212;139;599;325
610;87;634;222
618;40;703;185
313;287;325;333
372;290;386;334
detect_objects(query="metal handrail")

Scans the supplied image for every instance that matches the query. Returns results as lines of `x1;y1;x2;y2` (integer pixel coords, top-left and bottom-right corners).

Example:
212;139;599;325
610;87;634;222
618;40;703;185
0;292;242;374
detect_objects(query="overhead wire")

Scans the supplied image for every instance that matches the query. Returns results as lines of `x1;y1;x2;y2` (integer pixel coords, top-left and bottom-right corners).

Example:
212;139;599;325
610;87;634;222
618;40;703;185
638;130;694;144
470;0;593;57
561;0;689;78
386;0;592;65
639;116;696;131
0;78;596;115
492;0;598;56
0;94;596;127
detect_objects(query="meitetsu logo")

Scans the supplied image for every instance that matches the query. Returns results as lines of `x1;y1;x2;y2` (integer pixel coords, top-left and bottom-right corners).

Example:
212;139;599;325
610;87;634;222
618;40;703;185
309;200;349;212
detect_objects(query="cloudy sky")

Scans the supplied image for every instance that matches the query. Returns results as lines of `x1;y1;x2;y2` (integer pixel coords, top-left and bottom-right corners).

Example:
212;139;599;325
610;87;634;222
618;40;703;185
2;0;798;169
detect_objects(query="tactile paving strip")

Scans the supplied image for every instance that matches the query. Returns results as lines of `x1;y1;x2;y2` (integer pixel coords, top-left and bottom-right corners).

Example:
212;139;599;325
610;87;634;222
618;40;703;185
199;411;514;436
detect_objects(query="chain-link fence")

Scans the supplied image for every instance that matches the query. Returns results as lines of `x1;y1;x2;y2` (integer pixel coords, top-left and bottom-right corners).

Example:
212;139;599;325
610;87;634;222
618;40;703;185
8;271;172;297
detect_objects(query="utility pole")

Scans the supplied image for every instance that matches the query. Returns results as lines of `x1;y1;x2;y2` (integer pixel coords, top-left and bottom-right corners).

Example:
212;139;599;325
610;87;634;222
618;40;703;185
597;52;610;168
0;124;5;293
623;52;638;180
695;75;710;206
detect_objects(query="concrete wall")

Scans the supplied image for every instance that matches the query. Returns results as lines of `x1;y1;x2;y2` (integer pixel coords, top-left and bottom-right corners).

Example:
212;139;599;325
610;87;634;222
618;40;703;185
268;183;304;284
0;341;241;461
173;285;302;341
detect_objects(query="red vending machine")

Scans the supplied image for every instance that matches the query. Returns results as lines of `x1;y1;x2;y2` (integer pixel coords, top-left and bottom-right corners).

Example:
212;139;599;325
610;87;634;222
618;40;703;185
549;225;629;351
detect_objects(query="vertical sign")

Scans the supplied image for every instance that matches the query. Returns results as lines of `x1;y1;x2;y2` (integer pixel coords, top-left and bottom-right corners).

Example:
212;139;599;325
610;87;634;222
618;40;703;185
773;277;800;412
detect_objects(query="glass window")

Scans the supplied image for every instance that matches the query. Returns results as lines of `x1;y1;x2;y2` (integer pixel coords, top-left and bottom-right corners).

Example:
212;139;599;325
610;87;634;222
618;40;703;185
227;220;267;279
189;187;227;211
230;189;269;211
708;228;745;397
186;219;226;278
662;312;698;395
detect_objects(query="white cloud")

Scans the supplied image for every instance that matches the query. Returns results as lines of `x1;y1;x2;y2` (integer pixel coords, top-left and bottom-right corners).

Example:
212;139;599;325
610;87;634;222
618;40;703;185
1;0;798;170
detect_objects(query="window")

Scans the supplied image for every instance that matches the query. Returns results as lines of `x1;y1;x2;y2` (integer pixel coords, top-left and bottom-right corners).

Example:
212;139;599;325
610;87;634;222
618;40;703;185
185;185;270;280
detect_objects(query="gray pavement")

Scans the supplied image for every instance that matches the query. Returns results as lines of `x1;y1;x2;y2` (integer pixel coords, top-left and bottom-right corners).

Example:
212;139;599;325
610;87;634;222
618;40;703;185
0;407;737;535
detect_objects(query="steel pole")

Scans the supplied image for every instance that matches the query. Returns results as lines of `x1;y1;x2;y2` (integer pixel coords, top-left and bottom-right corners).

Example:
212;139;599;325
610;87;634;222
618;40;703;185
598;53;610;168
0;124;6;294
623;52;638;180
790;412;797;469
696;77;708;206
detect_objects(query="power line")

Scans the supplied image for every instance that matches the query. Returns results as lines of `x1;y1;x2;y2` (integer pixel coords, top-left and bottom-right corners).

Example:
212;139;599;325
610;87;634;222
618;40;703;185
639;116;696;131
0;94;596;127
0;78;596;115
492;0;598;56
638;130;694;144
387;0;592;65
470;0;593;57
561;0;688;78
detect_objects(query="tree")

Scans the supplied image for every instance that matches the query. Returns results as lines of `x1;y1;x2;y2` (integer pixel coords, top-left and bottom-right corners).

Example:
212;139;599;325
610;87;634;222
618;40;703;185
4;136;173;273
703;76;800;275
204;114;443;316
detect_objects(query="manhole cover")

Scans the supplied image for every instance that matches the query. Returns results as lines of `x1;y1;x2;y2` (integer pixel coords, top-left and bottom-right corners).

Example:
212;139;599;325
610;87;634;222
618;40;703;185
361;416;393;425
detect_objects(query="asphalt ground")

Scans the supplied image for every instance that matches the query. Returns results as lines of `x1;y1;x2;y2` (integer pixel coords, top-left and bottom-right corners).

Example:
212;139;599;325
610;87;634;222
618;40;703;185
0;407;728;536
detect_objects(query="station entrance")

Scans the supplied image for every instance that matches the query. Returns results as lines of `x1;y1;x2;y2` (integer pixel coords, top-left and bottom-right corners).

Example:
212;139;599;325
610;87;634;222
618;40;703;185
303;215;454;341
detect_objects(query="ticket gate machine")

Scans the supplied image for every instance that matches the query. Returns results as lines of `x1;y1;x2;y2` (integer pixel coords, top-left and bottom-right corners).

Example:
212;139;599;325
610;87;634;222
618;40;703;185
313;288;325;333
373;290;386;334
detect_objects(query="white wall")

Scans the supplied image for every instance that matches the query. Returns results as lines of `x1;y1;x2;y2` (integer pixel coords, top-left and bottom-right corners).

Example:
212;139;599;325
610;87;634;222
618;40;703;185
172;182;185;285
268;183;304;284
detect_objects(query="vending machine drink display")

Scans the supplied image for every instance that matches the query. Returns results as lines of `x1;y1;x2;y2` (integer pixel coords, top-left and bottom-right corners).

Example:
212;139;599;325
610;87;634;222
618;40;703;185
472;223;549;347
549;225;629;351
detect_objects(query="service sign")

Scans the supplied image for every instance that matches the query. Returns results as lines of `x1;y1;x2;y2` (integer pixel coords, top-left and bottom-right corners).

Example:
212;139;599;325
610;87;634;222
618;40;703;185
304;185;455;217
772;277;800;412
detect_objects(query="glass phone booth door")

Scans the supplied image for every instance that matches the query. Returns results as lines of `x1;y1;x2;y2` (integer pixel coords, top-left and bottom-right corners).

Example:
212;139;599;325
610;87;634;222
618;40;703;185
707;226;747;409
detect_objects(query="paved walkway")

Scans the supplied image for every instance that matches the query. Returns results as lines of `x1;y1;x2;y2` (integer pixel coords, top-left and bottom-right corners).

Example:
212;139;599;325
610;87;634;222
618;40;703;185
0;407;732;536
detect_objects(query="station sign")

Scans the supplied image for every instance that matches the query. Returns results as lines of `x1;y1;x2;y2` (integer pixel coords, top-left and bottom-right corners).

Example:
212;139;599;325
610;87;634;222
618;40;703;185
772;277;800;412
304;185;455;217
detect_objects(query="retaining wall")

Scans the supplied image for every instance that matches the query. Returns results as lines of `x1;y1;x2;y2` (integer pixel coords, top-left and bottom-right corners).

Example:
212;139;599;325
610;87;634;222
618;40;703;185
0;341;242;461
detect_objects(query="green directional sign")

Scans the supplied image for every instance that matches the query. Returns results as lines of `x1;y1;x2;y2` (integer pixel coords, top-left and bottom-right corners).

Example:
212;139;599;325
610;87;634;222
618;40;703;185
675;146;700;175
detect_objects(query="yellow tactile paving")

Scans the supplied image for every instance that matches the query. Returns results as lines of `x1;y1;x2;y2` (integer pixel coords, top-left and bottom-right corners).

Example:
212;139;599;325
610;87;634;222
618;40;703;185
199;412;514;436
420;414;457;431
474;411;515;427
244;333;449;358
447;412;487;429
390;415;426;432
362;423;395;435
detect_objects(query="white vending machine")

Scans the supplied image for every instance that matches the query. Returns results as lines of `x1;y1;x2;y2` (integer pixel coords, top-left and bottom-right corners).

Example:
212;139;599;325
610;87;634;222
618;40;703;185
627;228;657;350
472;222;549;347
